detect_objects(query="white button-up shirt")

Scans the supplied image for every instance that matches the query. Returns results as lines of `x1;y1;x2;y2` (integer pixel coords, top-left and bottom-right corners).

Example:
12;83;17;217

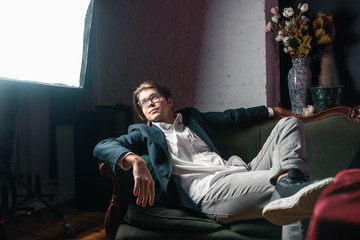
153;113;248;204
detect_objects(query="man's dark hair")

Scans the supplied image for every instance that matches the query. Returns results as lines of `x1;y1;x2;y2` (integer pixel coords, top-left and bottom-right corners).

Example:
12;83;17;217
133;81;172;121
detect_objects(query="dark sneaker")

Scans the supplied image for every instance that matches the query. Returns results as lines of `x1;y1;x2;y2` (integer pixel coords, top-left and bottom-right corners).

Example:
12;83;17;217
262;172;334;226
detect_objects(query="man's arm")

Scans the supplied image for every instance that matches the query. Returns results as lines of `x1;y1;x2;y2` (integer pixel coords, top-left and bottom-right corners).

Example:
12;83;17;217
94;126;155;208
198;105;270;131
94;127;146;170
271;107;295;117
120;154;155;207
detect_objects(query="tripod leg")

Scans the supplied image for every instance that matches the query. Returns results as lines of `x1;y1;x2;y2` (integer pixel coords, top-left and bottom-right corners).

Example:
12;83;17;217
0;162;75;238
63;216;75;238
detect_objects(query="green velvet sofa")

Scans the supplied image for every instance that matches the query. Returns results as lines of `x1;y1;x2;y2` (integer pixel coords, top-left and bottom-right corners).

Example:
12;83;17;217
99;106;360;240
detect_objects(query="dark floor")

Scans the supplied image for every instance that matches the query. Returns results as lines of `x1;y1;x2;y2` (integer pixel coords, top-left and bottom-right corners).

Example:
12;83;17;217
2;199;106;240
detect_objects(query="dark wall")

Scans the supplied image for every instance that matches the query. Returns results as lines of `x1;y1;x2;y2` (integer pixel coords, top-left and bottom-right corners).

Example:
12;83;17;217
279;0;360;108
86;0;207;116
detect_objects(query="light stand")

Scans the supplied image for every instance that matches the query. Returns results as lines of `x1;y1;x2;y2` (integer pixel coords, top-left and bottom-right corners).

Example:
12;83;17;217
0;161;74;239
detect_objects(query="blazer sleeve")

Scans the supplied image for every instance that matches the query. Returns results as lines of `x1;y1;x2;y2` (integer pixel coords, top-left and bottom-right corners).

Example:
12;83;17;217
93;125;148;171
201;106;269;131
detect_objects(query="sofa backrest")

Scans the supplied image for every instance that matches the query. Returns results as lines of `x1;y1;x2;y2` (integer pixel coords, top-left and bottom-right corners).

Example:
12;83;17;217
303;114;360;178
219;106;360;179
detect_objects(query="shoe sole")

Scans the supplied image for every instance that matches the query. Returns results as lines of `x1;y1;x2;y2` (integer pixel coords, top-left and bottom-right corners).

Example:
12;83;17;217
262;177;334;226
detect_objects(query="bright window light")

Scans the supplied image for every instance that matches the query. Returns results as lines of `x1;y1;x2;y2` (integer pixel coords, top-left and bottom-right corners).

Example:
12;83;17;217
0;0;92;88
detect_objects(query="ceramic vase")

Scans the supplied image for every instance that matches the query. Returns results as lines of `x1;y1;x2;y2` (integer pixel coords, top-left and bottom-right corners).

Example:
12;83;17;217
310;86;343;113
287;57;312;115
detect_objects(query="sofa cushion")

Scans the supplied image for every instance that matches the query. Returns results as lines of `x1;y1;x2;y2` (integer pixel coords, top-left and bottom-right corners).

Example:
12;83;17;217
124;203;224;232
116;223;246;240
229;218;281;239
123;203;281;239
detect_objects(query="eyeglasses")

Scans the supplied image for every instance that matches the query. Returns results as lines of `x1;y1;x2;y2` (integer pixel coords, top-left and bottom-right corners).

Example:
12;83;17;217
137;93;161;108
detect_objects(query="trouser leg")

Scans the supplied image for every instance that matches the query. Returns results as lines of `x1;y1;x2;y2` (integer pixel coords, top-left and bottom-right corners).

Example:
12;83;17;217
200;171;309;239
199;170;274;224
248;117;310;185
199;116;310;238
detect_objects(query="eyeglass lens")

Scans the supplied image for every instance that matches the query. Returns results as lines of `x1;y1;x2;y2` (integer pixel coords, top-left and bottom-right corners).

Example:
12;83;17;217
139;93;160;108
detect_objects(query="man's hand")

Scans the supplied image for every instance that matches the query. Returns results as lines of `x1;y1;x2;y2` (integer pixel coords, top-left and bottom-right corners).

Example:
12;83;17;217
122;154;155;207
272;107;295;117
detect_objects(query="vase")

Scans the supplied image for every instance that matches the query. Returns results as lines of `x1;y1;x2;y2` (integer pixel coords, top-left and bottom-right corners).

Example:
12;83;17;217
287;57;312;115
310;86;343;113
318;43;334;87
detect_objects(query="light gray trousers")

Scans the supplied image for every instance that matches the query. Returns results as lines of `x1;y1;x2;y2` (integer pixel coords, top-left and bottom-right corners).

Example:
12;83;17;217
199;117;310;240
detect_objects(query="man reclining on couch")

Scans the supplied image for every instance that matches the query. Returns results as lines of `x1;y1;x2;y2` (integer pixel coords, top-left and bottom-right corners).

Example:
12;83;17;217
94;81;334;239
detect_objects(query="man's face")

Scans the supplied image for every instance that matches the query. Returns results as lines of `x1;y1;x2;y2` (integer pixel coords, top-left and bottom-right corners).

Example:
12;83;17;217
138;88;175;124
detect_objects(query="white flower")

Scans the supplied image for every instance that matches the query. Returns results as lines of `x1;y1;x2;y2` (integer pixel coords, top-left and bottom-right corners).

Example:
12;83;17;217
271;15;279;23
275;35;283;42
308;105;315;114
302;105;315;116
284;47;289;53
302;108;310;116
300;3;309;12
275;31;284;42
285;20;291;27
283;36;290;46
283;7;294;18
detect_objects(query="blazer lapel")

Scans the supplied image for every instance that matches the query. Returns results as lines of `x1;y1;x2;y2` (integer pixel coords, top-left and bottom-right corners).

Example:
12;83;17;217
181;114;221;156
149;116;218;158
150;124;170;159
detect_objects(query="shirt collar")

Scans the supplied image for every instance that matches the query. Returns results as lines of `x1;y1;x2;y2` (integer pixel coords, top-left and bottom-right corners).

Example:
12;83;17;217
152;113;183;131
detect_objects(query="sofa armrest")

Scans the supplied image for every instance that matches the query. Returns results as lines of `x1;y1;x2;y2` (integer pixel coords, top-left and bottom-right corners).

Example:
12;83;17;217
99;162;121;240
99;162;135;240
296;105;360;123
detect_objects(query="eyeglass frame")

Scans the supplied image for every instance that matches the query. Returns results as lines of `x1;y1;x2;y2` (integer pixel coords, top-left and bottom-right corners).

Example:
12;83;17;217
137;92;161;108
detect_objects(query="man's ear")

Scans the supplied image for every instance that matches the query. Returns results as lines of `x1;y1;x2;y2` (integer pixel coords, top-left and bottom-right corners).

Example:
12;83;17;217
167;97;174;108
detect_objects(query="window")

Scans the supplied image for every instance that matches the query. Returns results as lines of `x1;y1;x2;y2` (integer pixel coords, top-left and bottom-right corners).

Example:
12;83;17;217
0;0;93;88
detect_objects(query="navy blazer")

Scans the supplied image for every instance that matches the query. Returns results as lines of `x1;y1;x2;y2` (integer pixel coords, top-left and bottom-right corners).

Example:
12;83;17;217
94;106;269;211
